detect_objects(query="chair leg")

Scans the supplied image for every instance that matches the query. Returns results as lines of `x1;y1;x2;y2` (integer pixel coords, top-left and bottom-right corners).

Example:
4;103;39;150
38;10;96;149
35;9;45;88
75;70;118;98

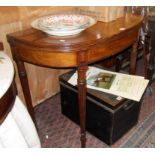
142;39;148;79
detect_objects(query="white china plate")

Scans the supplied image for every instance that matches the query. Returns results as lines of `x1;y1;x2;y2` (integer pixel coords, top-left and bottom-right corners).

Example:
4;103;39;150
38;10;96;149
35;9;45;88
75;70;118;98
37;14;90;31
31;15;96;36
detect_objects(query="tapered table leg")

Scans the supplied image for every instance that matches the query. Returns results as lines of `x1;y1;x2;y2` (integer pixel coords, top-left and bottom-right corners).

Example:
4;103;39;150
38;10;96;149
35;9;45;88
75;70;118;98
15;59;35;122
129;41;138;74
77;65;88;148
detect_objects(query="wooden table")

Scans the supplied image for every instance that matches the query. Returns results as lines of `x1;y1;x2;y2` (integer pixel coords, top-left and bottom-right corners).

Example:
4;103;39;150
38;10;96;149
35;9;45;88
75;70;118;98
7;13;142;148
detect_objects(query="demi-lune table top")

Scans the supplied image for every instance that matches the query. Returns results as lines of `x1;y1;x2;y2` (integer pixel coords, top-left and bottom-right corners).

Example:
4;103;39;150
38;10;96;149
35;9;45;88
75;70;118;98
7;13;142;68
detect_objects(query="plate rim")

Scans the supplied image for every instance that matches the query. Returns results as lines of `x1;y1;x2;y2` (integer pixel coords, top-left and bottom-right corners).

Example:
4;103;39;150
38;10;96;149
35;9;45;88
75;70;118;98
31;14;97;36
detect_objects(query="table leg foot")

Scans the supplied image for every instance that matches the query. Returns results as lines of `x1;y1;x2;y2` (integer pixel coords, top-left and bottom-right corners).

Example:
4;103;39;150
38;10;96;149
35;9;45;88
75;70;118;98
80;133;86;148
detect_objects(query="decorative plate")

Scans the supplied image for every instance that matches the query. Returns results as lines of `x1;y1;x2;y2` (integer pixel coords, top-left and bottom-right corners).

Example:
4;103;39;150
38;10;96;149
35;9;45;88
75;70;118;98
38;14;90;31
31;14;96;36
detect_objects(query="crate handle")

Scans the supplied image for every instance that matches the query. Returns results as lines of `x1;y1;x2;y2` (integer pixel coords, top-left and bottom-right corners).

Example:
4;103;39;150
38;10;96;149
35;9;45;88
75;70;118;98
123;102;135;110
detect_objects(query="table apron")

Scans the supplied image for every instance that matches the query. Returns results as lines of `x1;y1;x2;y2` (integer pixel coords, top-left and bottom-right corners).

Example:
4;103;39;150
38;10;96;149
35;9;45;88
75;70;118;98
87;28;139;64
14;48;78;68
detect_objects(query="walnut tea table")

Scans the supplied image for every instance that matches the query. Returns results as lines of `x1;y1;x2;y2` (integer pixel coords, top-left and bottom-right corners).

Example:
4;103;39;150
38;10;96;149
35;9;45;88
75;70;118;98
7;13;142;148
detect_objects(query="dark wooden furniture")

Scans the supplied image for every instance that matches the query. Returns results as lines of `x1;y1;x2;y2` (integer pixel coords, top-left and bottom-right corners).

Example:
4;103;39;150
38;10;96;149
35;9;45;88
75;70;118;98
124;7;149;79
0;43;17;124
0;82;16;124
146;16;155;89
7;13;142;148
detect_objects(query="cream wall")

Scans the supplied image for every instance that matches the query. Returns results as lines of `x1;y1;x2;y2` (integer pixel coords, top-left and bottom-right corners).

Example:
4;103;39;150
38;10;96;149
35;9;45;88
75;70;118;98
0;6;75;106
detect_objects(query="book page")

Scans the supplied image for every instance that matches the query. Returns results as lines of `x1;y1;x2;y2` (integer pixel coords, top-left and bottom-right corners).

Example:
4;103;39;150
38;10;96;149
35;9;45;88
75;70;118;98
68;66;149;101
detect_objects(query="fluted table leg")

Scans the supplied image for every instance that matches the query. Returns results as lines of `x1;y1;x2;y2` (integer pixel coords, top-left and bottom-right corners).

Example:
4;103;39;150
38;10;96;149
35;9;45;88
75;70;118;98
77;65;88;148
15;59;35;122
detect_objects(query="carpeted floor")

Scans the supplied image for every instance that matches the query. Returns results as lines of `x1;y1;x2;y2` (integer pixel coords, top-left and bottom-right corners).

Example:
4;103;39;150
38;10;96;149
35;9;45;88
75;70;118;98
34;59;155;148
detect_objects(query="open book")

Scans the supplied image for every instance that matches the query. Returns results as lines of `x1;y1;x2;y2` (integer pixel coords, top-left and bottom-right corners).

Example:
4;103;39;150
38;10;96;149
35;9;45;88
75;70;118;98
68;66;149;102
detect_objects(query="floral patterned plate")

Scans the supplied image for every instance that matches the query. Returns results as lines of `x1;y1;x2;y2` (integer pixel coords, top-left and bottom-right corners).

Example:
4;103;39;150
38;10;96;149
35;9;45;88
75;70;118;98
31;14;96;36
37;14;90;31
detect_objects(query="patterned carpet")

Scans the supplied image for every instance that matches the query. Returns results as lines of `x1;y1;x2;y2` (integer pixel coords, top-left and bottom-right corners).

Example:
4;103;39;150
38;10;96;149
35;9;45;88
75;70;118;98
121;110;155;148
34;81;155;148
34;59;155;148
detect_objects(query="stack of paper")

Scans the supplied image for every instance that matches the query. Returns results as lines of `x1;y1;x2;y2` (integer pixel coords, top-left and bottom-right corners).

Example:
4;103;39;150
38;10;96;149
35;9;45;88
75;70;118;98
68;66;149;101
